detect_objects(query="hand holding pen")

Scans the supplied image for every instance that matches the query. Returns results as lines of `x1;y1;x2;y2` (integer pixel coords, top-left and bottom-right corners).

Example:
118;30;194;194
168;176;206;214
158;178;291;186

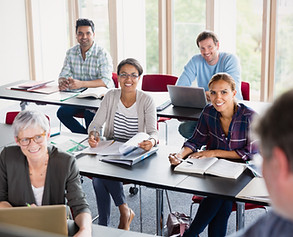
168;153;193;166
88;127;100;148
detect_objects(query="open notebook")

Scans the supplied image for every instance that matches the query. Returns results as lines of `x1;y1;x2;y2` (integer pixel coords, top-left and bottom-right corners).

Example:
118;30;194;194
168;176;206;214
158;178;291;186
174;157;247;179
0;205;68;236
78;132;159;166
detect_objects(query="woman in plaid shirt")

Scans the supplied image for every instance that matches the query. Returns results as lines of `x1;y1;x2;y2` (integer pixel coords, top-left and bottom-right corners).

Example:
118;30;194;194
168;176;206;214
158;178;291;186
169;73;258;237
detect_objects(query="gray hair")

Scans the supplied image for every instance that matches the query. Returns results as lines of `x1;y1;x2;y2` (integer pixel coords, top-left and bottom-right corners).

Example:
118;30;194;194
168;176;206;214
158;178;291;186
253;89;293;172
12;110;50;137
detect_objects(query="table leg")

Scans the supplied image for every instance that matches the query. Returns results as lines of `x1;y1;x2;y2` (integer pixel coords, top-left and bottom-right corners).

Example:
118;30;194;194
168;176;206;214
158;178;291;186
236;202;245;230
20;101;28;110
156;189;164;236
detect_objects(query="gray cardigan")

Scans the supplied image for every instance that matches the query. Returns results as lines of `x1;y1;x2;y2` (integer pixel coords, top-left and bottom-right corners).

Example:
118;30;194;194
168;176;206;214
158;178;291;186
0;145;90;218
88;88;158;143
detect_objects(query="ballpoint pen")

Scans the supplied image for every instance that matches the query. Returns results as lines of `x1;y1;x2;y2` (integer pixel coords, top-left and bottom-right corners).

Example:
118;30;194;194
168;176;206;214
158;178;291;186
175;156;193;165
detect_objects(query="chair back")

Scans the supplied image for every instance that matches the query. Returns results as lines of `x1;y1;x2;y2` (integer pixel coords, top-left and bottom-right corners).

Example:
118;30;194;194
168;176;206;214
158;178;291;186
5;112;20;125
112;72;118;88
241;81;250;101
142;74;178;92
5;111;50;125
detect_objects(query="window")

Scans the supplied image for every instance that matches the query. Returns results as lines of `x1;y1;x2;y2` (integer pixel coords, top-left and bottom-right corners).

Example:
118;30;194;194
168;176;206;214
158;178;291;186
78;0;110;52
236;0;263;101
146;0;159;73
173;0;206;77
274;0;293;97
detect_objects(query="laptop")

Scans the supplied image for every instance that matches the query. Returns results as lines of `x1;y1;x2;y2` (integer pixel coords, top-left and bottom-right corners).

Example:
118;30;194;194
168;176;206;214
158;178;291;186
0;205;68;236
167;85;208;109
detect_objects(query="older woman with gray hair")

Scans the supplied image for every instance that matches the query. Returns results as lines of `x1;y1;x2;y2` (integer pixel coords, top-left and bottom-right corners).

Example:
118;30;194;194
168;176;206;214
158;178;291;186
0;110;92;237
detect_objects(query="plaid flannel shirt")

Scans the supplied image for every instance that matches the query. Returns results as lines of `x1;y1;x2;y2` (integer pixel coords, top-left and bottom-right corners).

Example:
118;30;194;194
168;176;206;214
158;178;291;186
184;103;258;161
59;42;114;88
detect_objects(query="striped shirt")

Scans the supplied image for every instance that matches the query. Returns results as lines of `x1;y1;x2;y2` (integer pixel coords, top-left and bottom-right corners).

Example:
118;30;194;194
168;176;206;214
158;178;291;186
59;42;114;88
184;103;258;161
113;100;138;142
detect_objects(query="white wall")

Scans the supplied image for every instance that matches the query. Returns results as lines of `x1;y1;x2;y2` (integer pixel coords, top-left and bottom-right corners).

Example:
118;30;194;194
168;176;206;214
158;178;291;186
0;1;30;85
116;0;146;69
31;0;68;81
214;0;237;54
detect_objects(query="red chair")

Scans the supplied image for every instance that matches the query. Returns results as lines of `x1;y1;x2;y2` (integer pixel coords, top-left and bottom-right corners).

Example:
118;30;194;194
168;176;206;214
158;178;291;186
5;111;50;125
141;74;178;144
189;195;267;231
241;81;250;101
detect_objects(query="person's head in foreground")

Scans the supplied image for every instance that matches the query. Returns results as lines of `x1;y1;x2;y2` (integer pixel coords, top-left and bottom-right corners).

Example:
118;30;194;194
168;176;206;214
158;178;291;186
253;89;293;221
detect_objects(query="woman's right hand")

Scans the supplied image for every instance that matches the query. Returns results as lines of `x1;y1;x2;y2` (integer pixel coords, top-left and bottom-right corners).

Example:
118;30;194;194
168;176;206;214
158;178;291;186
88;131;100;148
168;153;182;166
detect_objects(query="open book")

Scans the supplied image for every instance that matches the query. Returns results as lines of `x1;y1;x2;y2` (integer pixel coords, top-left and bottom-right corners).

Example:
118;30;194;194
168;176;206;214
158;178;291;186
174;157;246;179
78;132;158;166
76;87;109;99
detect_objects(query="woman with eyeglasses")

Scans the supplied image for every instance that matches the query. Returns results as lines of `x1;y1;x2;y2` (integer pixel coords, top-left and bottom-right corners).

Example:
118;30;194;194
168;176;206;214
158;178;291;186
88;58;158;230
0;110;92;237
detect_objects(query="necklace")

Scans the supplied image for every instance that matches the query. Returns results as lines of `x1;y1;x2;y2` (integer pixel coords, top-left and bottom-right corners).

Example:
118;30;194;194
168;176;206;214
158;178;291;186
29;157;49;177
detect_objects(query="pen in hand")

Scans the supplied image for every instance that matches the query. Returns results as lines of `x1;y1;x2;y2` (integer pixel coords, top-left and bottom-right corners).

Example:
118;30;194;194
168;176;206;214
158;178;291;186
175;156;193;165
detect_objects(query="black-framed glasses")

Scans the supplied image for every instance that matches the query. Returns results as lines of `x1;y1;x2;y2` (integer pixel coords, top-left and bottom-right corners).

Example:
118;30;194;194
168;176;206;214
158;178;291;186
17;131;47;146
119;73;139;80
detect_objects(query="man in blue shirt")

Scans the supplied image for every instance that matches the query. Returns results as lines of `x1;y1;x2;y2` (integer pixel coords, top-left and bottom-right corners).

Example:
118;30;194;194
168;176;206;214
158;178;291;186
230;89;293;237
176;31;242;139
57;18;114;134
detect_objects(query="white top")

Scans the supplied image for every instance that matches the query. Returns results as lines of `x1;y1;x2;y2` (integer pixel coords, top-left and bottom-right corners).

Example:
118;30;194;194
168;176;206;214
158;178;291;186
113;100;138;142
31;185;44;206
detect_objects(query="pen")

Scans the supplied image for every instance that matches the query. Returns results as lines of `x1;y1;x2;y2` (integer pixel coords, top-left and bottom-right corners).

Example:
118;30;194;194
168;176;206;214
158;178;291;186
175;156;193;165
26;202;31;207
60;92;80;102
93;127;97;140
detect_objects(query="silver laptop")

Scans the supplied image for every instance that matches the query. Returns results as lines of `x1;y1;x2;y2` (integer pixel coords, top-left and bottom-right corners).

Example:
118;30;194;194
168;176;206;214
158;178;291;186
0;205;68;236
167;85;208;109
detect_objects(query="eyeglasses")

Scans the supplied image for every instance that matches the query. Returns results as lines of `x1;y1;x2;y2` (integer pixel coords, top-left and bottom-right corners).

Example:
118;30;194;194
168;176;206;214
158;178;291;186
119;73;139;80
17;131;47;146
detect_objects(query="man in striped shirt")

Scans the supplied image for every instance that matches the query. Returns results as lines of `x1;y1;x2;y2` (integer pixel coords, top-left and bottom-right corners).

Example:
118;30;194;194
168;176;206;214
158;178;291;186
57;18;114;134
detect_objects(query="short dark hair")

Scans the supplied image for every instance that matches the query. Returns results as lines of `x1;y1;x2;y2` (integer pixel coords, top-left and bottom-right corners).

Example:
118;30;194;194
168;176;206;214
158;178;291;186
253;89;293;172
196;31;219;47
117;58;143;76
76;18;95;33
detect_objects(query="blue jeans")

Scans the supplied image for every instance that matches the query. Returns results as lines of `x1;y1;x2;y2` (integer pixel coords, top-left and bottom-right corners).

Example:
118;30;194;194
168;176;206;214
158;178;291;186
178;121;198;139
92;178;126;226
183;197;233;237
57;106;95;134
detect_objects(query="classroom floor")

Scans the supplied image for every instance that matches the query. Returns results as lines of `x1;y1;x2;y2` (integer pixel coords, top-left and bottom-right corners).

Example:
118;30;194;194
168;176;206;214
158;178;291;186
0;100;268;236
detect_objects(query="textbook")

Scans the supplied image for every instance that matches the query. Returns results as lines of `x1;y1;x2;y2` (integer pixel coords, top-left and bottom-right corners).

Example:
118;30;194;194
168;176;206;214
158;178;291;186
76;87;109;99
9;80;58;94
174;157;247;179
236;177;270;203
80;132;151;156
100;146;158;166
78;132;158;166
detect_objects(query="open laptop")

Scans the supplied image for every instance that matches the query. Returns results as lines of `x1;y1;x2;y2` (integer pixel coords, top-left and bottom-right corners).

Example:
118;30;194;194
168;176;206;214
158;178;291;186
167;85;208;109
0;205;68;236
